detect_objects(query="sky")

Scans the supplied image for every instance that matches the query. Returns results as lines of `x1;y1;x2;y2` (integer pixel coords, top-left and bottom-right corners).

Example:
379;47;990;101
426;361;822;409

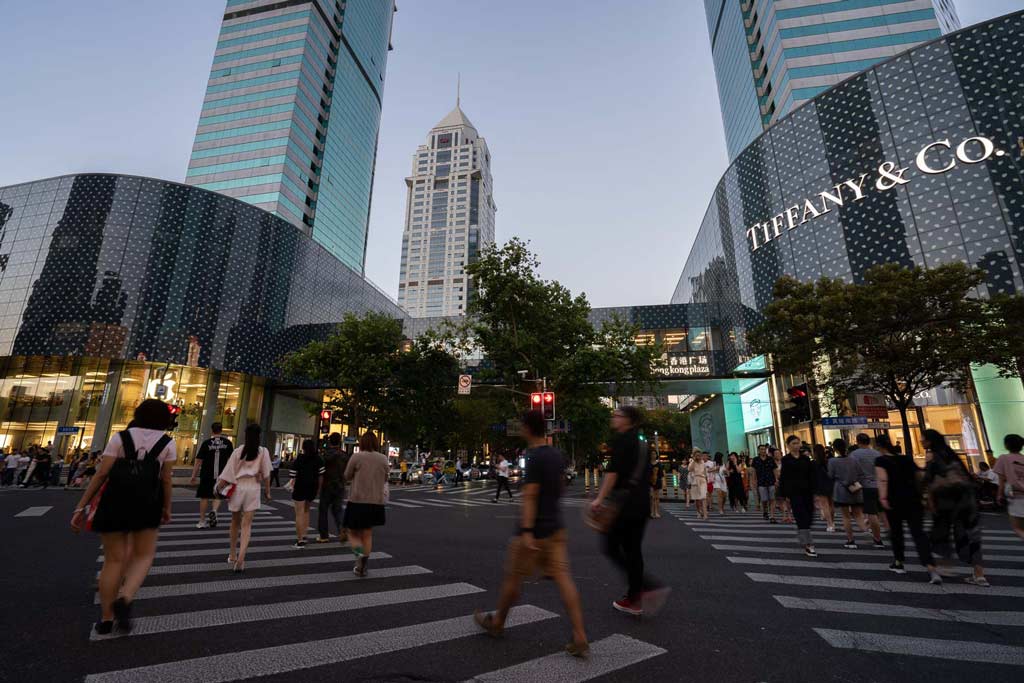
1;0;1022;308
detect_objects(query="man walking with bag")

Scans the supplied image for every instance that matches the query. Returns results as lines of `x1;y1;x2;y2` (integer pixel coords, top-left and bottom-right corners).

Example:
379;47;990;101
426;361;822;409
317;432;349;544
590;406;669;616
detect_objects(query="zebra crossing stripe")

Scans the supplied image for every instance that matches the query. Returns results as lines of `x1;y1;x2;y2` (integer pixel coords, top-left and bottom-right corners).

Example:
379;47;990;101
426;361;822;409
89;582;486;640
387;500;423;508
775;595;1024;626
159;523;303;537
147;551;391;576
687;522;1021;538
699;534;1024;550
156;533;298;547
465;633;666;682
107;565;432;603
84;604;558;683
745;572;1024;597
813;628;1024;665
726;556;1024;578
712;543;1024;562
99;541;351;562
14;506;52;517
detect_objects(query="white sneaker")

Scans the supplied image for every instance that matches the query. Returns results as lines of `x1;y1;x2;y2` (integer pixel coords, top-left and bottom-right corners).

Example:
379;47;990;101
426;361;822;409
195;521;207;529
826;526;835;533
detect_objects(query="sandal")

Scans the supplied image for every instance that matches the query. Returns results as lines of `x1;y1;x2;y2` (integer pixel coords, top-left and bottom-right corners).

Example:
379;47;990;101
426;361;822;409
473;610;504;638
964;575;990;587
565;640;590;658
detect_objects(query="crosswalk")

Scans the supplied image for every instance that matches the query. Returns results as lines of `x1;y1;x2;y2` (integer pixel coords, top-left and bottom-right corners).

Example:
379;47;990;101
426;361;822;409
662;502;1024;667
386;480;593;512
82;497;666;681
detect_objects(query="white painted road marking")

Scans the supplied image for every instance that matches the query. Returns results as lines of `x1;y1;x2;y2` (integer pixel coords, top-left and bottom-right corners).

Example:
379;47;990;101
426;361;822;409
386;500;423;508
746;572;1024;597
727;555;1024;577
711;543;1024;563
14;506;52;517
814;628;1024;665
699;534;1024;550
90;582;486;639
157;533;299;547
466;634;666;682
158;523;303;537
775;595;1024;626
99;540;352;562
104;565;431;602
84;605;558;683
162;519;293;530
147;551;391;576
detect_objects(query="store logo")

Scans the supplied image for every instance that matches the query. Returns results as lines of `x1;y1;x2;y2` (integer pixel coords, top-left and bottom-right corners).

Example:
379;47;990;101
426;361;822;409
747;136;1006;252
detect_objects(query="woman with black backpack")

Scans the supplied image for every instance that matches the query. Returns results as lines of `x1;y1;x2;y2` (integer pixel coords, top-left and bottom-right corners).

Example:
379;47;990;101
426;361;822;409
70;399;176;636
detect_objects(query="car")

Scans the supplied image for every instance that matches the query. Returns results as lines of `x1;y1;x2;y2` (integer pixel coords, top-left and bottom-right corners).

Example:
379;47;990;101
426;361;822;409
467;466;481;480
406;466;423;483
477;464;492;479
564;467;577;484
388;467;403;484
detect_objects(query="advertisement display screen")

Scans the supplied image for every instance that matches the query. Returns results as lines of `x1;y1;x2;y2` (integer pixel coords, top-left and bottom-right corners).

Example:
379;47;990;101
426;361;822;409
741;382;773;433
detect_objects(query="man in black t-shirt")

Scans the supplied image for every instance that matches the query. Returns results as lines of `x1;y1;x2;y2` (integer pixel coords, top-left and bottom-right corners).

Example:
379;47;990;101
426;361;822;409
318;432;350;543
474;410;589;657
591;406;669;617
189;423;233;529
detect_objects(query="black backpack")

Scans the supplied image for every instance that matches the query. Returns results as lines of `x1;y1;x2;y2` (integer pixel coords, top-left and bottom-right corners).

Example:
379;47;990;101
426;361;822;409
106;430;171;506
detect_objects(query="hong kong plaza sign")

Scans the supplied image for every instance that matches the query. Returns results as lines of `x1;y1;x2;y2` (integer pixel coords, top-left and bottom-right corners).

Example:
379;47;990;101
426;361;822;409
746;135;1010;252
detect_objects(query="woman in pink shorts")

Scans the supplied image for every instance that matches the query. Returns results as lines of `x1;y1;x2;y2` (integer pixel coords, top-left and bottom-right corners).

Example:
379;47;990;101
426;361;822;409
217;423;272;572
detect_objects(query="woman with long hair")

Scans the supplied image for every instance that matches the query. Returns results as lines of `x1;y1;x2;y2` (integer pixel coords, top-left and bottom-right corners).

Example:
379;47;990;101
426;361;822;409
688;451;709;520
71;399;176;635
828;439;868;548
290;439;323;548
344;432;390;577
711;452;728;515
922;429;988;586
726;453;747;513
813;444;835;532
773;447;793;523
219;423;272;572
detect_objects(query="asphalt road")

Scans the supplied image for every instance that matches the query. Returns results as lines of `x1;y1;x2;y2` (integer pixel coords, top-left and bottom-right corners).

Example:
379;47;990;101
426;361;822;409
2;480;1022;682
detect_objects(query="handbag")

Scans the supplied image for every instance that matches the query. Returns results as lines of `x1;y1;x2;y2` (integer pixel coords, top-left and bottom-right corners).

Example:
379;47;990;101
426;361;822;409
584;439;649;533
847;481;863;494
84;482;107;532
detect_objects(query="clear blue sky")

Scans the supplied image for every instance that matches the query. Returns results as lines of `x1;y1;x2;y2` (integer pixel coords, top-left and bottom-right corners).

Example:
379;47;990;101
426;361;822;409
1;1;1021;307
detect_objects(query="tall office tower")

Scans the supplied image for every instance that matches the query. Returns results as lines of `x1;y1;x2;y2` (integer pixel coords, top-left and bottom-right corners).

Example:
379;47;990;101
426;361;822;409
397;100;496;318
186;0;396;274
705;0;961;160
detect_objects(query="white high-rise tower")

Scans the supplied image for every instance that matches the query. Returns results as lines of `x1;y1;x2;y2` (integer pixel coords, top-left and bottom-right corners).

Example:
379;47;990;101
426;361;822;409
397;97;495;318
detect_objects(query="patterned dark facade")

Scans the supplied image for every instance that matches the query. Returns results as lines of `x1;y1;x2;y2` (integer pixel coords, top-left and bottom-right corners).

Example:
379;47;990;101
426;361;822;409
672;12;1024;354
0;174;404;380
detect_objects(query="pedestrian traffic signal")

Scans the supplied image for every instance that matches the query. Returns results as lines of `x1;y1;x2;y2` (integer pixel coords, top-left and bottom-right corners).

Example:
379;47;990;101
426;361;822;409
167;404;181;430
542;392;555;420
531;393;543;409
785;384;811;423
319;409;332;433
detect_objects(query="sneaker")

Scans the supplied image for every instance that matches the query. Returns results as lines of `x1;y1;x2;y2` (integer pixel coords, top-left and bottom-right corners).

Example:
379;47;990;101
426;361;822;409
353;555;368;577
315;537;331;544
209;510;218;528
872;539;886;549
928;571;944;585
195;521;207;530
112;598;133;634
292;541;306;549
769;518;778;525
94;620;114;636
964;575;990;587
640;586;672;616
565;641;590;658
473;610;504;638
612;596;643;616
843;542;858;549
888;561;907;574
826;526;836;533
804;546;818;558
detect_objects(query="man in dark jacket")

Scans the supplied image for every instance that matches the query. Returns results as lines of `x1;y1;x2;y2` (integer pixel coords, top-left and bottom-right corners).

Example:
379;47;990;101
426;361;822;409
780;435;817;557
318;432;350;543
590;406;669;617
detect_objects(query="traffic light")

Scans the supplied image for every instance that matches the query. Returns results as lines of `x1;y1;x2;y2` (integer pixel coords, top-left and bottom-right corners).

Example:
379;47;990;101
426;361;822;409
319;409;332;434
531;393;543;410
167;405;181;430
542;392;555;420
785;384;811;423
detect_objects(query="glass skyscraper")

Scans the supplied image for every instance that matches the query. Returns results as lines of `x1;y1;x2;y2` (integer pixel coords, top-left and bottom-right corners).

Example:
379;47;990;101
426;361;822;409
705;0;961;160
186;0;396;273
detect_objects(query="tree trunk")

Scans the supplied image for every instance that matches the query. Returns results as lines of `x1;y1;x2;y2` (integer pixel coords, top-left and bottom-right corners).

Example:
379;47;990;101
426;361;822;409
897;403;914;458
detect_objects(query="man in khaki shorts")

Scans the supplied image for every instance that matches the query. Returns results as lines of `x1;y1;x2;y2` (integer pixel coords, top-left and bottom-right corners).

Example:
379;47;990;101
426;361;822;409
474;410;588;657
994;433;1024;541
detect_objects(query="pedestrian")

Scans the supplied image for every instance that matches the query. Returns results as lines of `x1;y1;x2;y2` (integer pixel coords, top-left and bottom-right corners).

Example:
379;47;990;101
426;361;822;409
922;429;988;586
680;457;690;506
650;455;663;519
591;406;669;616
20;447;52;488
772;447;793;523
270;450;282;488
343;432;389;577
188;422;234;529
65;452;82;489
726;453;746;513
474;410;589;657
15;452;30;485
828;439;867;549
812;444;835;532
994;433;1024;540
70;399;176;635
455;457;464;485
290;439;322;548
218;423;272;573
317;432;350;544
753;444;777;523
2;450;18;486
780;436;817;557
688;450;709;520
745;453;758;510
399;459;408;486
874;434;942;582
494;453;513;501
711;453;728;515
849;433;885;547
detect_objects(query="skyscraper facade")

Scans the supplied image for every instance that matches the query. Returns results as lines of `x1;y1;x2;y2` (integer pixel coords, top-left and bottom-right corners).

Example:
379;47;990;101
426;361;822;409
186;0;396;273
705;0;961;160
397;102;496;318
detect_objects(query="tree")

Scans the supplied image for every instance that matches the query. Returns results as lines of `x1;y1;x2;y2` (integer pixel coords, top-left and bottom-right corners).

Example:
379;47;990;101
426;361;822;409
981;293;1024;380
282;312;404;432
380;333;460;451
749;263;1008;456
645;408;692;459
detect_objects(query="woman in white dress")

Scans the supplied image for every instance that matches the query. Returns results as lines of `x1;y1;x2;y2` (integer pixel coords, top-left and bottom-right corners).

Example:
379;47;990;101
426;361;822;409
218;423;272;572
688;450;709;520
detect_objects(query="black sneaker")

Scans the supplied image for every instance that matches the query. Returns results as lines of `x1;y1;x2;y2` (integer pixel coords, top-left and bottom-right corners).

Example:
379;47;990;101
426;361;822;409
112;598;133;634
889;561;907;574
872;539;886;549
804;546;818;558
94;620;114;636
842;542;858;549
208;510;218;528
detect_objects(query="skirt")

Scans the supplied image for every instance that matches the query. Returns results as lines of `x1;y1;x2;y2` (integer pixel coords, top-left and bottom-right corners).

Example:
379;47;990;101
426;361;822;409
343;502;386;530
92;485;163;533
292;481;318;503
228;479;262;512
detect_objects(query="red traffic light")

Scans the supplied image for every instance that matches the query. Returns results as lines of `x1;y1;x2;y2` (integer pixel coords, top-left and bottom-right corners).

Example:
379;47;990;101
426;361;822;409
543;392;554;403
531;393;542;405
167;405;181;415
320;409;332;421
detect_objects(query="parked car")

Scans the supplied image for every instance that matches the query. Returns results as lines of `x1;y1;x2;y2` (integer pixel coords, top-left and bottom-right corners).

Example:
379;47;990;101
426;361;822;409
388;467;403;484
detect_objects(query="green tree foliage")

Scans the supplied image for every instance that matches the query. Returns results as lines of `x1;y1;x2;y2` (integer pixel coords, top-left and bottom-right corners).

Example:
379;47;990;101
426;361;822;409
749;263;1012;455
645;407;692;459
381;333;460;450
